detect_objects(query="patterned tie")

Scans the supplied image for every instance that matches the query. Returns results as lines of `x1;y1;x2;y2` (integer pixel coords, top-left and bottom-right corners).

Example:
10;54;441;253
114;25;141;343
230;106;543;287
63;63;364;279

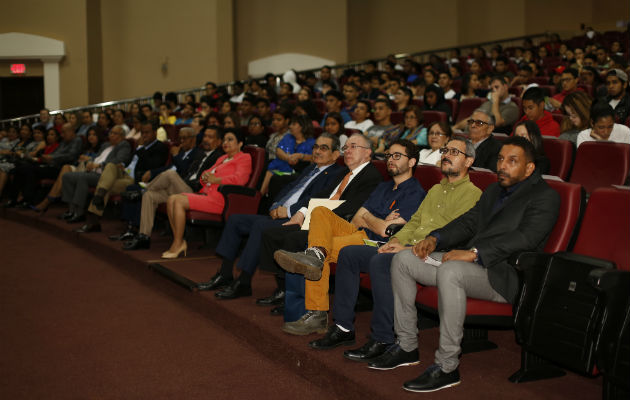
330;171;352;200
276;166;320;206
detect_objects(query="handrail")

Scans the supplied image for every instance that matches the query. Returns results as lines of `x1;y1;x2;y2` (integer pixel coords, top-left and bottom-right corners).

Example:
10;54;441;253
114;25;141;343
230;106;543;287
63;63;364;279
0;32;552;128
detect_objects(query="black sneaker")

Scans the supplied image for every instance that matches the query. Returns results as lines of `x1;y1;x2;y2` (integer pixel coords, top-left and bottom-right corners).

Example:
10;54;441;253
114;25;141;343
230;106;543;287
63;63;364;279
403;364;460;393
367;344;420;370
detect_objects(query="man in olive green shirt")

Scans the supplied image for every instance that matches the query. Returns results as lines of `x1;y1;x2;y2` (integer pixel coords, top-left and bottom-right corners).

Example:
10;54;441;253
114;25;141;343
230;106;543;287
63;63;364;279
309;137;482;361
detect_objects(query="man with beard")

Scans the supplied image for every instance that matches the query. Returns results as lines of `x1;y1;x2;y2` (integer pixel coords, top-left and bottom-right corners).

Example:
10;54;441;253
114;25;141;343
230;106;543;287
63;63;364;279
274;140;425;337
384;136;559;393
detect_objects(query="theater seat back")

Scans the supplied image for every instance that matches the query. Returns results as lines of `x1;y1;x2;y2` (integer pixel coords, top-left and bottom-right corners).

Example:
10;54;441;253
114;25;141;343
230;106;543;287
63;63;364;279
569;142;630;193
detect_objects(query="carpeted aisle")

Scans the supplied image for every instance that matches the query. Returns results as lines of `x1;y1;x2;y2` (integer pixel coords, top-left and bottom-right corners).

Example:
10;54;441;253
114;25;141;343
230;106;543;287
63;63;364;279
0;218;329;399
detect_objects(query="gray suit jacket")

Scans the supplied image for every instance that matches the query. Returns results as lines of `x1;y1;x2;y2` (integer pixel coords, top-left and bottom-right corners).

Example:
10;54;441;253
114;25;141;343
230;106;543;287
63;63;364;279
433;170;560;303
98;140;133;166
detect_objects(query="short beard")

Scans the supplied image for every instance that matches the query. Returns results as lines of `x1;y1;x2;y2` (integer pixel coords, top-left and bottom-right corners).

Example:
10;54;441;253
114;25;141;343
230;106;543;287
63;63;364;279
441;167;460;177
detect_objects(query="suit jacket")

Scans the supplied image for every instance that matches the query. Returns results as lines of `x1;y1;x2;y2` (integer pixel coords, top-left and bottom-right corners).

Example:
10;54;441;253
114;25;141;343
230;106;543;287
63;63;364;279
184;147;224;192
271;162;345;216
134;140;169;183
100;140;133;166
150;146;200;180
433;170;560;303
313;162;383;220
473;136;502;172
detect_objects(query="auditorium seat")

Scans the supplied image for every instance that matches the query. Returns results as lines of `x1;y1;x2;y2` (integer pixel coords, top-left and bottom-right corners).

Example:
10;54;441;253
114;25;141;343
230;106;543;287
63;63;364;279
391;111;403;125
445;99;459;122
421;111;448;127
371;160;391;181
569;142;630;193
414;165;443;191
542;138;573;180
469;169;497;191
455;98;487;123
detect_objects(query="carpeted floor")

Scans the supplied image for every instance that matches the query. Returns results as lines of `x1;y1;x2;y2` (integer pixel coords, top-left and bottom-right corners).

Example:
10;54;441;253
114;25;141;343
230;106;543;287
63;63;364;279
0;208;603;399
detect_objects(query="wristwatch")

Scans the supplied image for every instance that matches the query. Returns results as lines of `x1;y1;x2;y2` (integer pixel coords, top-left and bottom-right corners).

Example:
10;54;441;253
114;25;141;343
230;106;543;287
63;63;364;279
469;247;479;262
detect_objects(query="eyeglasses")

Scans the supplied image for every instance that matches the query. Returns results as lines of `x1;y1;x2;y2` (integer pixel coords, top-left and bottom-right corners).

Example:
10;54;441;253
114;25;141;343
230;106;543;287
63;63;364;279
249;121;262;126
428;131;446;137
312;144;331;151
467;119;490;127
439;147;470;157
384;152;409;160
341;143;370;152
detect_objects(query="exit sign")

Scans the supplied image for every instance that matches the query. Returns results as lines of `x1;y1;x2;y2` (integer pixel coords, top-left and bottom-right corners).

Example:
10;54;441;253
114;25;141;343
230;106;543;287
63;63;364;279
10;64;26;74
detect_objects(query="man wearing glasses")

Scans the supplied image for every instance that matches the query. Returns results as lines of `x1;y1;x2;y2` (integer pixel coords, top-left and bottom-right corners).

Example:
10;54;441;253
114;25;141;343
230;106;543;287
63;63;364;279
196;133;344;298
467;109;502;172
387;136;559;393
274;139;424;337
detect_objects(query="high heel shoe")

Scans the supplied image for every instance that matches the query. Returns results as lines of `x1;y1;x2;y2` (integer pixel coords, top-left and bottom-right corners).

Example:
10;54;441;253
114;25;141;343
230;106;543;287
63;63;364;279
161;241;187;259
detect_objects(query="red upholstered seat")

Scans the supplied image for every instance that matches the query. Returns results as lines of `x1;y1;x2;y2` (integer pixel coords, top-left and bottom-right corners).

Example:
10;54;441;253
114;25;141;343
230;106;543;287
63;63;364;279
371;160;391;181
542;138;574;180
445;99;459;122
390;111;403;125
421;111;448;127
414;165;443;191
468;169;497;191
455;98;487;123
569;142;630;193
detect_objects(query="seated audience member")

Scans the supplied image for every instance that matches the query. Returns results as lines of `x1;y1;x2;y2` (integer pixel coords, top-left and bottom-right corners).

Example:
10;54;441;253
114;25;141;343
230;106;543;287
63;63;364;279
32;108;54;131
295;100;322;127
377;106;427;153
256;97;273;127
112;109;130;135
214;133;382;301
196;134;343;297
230;81;245;104
513;121;551;174
559;91;592;145
549;68;582;109
438;71;458;100
314;66;336;93
265;107;291;163
285;137;480;356
365;99;397;147
344;100;374;133
96;112;113;135
604;69;629;123
423;69;437;86
517;87;561;137
32;127;99;212
274;140;424;336
320;90;351;126
454;76;518;133
393;87;413;111
466;109;502;171
158;103;176;125
493;56;514;80
73;120;169;233
419;122;452;165
76;110;95;137
222;111;240;131
260;115;315;195
162;130;251;259
297;86;313;102
422;85;452;123
0;124;36;176
152;91;164;110
6;123;83;208
58;126;133;223
238;95;256;127
175;103;195;125
200;81;219;105
119;126;224;250
510;64;533;91
459;73;481;100
324;112;348;149
342;83;360;114
386;136;559;393
244;115;268;148
277;82;294;105
577;102;630;147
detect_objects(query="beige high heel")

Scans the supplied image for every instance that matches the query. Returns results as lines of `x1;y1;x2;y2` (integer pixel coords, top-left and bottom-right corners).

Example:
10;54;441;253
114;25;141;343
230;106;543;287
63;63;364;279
161;241;187;259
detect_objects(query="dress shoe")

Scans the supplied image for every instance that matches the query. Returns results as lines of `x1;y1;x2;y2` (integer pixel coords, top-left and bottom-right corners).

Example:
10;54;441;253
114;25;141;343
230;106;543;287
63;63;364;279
343;339;394;362
14;201;30;209
3;199;17;208
215;279;252;299
309;325;355;350
367;344;420;370
403;364;460;393
122;234;150;250
58;210;74;220
270;305;284;316
197;273;233;291
161;241;187;259
274;249;325;281
109;228;136;241
255;288;285;306
282;310;328;336
66;214;86;224
74;223;102;233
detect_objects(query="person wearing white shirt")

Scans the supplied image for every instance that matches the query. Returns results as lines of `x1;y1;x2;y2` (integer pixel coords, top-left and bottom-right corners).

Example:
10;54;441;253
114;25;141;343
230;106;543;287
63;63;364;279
576;103;630;148
344;100;374;133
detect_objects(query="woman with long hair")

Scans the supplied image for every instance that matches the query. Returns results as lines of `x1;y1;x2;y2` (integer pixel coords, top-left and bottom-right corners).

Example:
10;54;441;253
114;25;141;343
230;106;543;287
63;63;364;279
513;120;551;174
559;91;592;145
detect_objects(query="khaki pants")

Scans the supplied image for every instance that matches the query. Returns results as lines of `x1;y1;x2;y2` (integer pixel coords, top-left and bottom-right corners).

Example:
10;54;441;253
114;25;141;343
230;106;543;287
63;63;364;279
87;163;134;216
139;170;192;235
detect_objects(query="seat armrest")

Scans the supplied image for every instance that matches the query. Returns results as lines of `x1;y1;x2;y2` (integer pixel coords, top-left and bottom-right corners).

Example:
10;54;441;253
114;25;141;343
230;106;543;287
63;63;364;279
218;185;257;198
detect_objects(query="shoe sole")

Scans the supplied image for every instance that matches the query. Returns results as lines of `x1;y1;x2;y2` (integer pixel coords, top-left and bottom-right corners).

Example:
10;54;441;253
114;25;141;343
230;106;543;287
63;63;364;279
282;325;328;336
402;380;460;393
274;251;322;281
368;360;421;370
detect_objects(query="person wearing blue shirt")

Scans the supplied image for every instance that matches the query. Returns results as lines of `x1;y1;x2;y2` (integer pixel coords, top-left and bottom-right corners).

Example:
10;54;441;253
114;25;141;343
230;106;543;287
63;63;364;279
320;89;352;127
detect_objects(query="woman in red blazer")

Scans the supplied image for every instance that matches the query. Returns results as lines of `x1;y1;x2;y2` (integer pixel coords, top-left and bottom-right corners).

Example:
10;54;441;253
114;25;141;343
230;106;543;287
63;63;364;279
162;130;252;258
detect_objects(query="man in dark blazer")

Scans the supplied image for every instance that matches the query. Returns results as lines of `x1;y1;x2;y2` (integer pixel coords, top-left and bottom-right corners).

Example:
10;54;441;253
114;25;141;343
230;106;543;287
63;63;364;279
75;120;169;233
468;109;502;172
197;133;346;297
60;125;133;223
218;133;382;301
116;126;224;248
382;136;559;393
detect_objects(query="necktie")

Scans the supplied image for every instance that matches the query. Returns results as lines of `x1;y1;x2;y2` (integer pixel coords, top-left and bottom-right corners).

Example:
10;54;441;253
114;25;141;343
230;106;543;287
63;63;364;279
331;171;352;200
276;166;320;206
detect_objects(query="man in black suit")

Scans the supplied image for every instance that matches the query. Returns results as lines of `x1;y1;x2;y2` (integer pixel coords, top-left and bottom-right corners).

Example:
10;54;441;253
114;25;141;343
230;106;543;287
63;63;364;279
197;133;346;298
378;136;559;393
234;133;383;303
467;109;502;172
76;120;169;233
120;126;224;249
